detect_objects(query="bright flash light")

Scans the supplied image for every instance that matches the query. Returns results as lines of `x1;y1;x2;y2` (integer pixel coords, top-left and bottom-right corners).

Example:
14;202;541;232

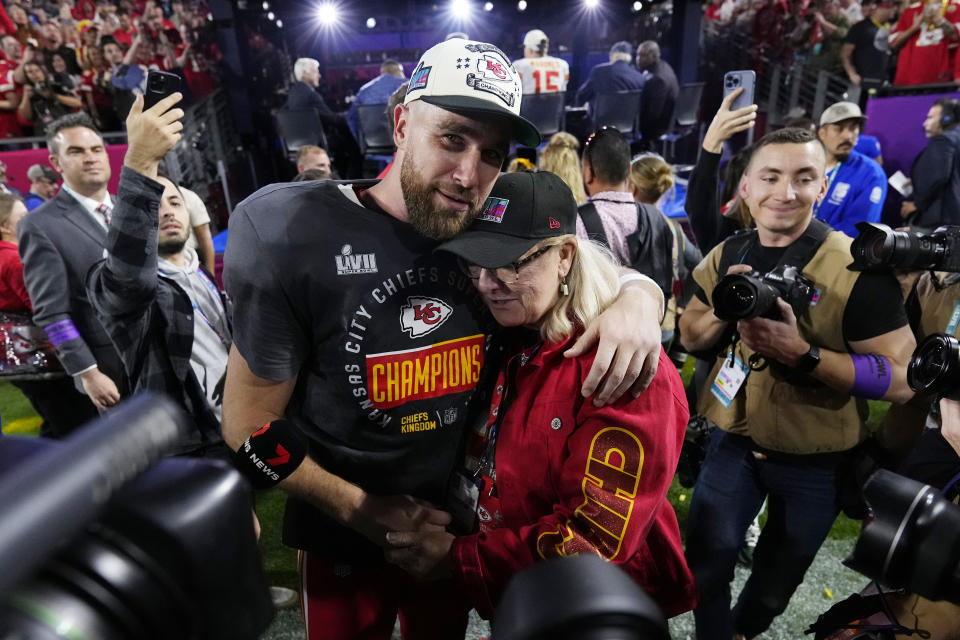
366;16;376;28
267;11;274;20
316;2;339;26
517;0;527;10
450;0;471;19
584;0;599;8
632;0;642;10
484;1;493;9
276;19;283;27
262;1;268;8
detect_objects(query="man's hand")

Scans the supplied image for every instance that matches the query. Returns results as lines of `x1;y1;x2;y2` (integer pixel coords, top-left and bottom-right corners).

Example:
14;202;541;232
901;201;918;219
848;71;862;86
123;92;184;178
702;88;758;154
737;299;809;367
384;529;455;580
565;282;662;405
79;367;121;410
346;493;452;548
940;398;960;457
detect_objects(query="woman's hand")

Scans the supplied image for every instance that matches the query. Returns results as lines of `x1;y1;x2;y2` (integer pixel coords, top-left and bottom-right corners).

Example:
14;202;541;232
384;529;456;580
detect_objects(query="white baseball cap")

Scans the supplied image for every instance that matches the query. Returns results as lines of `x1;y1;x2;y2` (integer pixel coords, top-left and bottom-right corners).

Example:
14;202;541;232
523;29;548;50
404;38;541;147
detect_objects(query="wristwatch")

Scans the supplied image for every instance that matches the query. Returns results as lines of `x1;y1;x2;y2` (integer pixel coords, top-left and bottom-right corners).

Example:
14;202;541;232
795;344;821;373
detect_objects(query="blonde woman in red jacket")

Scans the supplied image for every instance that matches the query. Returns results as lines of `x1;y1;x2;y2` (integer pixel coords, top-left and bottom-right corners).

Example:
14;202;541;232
384;170;697;620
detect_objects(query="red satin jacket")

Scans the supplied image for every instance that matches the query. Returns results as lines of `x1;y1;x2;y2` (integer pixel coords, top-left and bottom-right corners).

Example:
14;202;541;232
451;335;698;619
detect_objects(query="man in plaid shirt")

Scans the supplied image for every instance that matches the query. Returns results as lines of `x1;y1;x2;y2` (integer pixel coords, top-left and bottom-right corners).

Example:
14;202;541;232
87;91;230;458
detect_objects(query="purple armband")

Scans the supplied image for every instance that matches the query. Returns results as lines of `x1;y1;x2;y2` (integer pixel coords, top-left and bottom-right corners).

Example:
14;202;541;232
44;319;81;347
850;353;892;400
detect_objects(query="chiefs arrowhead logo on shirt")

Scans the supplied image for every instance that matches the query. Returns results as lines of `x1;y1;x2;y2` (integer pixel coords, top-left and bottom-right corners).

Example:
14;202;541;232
399;296;453;338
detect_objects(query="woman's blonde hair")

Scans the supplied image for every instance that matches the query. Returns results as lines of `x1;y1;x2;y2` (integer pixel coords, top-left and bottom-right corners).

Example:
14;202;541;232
536;234;621;343
629;152;674;204
538;132;588;205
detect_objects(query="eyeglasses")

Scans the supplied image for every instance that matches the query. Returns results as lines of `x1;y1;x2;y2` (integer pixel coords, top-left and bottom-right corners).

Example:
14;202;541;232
459;245;554;283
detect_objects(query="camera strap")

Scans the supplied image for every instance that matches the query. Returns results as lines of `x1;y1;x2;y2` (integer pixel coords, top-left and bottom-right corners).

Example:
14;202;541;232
717;219;832;278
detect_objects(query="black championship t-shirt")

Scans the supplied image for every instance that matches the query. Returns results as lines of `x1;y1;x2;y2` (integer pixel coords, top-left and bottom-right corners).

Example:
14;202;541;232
224;180;493;561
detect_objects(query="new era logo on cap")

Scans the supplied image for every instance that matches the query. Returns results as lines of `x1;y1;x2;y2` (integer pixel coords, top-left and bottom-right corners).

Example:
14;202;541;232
548;217;560;229
479;197;509;223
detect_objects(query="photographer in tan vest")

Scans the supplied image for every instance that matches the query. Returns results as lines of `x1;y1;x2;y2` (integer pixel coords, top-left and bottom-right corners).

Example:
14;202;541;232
678;127;916;640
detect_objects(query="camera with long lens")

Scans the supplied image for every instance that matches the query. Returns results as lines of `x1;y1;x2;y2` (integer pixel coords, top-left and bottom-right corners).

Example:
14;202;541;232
712;265;816;322
0;393;274;640
850;222;960;272
907;333;960;400
844;469;960;605
492;554;670;640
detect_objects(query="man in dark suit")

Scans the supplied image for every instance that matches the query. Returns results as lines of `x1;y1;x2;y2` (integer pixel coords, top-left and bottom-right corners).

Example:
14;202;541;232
284;57;362;179
18;112;126;420
576;40;647;125
636;41;679;148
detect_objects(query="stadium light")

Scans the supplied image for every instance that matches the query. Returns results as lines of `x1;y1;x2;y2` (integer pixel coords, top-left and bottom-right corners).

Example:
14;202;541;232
632;1;642;10
316;2;340;26
276;19;283;27
484;1;493;10
366;16;376;28
267;11;274;20
262;1;268;8
517;0;527;10
450;0;471;20
584;0;599;8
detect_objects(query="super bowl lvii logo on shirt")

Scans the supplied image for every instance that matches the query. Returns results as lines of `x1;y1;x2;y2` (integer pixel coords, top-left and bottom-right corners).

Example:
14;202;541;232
335;244;378;276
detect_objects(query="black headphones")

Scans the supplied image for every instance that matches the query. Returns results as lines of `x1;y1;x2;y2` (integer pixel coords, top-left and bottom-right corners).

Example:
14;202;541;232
940;98;960;130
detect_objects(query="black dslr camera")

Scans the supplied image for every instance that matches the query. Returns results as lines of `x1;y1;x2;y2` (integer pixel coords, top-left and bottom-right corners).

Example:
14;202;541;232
845;469;960;605
712;265;816;322
850;222;960;272
0;394;274;640
907;332;960;400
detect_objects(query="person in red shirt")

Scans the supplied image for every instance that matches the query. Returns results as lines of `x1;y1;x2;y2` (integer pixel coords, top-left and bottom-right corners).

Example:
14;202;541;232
112;6;137;50
383;171;697;621
892;0;960;85
0;34;22;138
0;193;30;311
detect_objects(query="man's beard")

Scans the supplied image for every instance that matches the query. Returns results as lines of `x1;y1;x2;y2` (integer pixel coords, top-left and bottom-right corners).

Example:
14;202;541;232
834;147;852;163
400;152;481;241
158;238;187;256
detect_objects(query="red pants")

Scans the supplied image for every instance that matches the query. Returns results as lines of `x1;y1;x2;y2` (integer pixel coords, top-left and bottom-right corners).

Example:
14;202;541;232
299;551;469;640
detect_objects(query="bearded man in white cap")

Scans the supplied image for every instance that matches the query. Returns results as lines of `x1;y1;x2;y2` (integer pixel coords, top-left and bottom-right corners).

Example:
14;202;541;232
223;37;666;639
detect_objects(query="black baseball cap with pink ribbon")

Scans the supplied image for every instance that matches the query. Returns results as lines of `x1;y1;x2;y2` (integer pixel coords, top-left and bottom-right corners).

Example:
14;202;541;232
436;171;576;268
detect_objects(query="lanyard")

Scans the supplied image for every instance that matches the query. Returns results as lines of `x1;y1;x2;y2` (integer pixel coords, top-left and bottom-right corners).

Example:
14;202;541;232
474;342;542;480
813;163;841;217
162;267;230;347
